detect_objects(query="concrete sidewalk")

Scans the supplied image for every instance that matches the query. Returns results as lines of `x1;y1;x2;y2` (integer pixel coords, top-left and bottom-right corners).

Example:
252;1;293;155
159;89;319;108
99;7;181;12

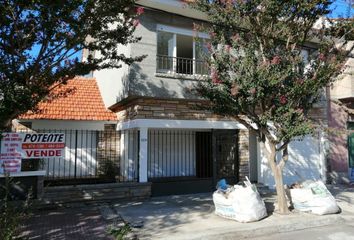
19;205;113;240
112;184;354;240
19;184;354;240
328;184;354;221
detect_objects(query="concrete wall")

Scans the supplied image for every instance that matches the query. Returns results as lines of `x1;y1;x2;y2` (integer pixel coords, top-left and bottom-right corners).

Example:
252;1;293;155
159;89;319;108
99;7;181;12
43;182;152;203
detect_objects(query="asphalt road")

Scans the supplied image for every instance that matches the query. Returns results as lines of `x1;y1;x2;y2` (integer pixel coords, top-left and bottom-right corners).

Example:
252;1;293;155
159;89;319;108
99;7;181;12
252;222;354;240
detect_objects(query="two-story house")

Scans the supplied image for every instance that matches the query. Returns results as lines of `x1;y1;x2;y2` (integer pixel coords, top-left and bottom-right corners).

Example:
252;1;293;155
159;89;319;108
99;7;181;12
18;0;329;195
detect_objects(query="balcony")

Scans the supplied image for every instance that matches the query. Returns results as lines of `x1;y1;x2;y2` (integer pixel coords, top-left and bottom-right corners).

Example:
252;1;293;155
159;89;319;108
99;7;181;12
156;55;209;77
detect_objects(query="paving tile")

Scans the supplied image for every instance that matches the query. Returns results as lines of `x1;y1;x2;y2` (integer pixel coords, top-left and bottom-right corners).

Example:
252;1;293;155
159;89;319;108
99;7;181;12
19;206;114;240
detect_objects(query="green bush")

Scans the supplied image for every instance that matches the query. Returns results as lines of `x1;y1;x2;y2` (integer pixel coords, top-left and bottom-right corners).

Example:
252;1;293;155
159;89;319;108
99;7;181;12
107;223;132;240
0;174;31;240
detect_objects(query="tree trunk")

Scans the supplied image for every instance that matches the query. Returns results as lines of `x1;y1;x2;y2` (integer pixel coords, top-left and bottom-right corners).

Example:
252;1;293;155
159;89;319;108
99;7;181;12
265;141;290;214
274;166;289;214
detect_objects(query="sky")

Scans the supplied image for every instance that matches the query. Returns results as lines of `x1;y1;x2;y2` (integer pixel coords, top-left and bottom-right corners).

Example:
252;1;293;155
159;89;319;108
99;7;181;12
28;1;352;62
328;0;353;18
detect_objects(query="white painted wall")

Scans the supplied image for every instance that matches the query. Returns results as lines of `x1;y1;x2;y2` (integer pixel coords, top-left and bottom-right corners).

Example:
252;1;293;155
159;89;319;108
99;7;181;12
120;129;139;181
30;120;116;130
257;134;323;188
148;129;196;178
93;43;131;108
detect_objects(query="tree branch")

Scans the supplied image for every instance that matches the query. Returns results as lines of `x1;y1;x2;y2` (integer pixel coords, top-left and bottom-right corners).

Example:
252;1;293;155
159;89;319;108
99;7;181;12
278;145;289;170
276;139;290;152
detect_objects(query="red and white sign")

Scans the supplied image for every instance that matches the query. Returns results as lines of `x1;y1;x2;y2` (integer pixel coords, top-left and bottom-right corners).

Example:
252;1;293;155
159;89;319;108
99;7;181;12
0;133;22;173
21;133;65;159
0;132;65;174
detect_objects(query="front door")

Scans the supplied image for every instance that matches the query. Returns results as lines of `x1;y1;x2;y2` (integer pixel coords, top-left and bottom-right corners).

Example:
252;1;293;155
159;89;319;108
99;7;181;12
213;130;239;185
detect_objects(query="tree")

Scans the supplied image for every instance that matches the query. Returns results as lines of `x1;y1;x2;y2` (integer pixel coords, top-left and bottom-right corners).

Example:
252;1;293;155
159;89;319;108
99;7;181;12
190;0;353;213
0;0;144;130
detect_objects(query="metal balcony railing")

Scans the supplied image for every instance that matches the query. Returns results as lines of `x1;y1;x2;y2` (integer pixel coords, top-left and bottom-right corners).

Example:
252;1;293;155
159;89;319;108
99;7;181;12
156;55;209;76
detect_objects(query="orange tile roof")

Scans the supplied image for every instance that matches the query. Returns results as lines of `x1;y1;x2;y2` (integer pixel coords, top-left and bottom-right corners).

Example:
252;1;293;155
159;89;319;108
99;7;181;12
19;77;117;121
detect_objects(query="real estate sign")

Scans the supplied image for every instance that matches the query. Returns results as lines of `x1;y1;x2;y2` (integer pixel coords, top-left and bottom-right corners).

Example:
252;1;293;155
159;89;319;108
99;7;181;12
0;132;65;174
0;133;22;173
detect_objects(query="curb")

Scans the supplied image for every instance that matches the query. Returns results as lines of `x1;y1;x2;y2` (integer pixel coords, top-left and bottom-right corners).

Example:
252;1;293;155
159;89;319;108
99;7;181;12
196;214;345;240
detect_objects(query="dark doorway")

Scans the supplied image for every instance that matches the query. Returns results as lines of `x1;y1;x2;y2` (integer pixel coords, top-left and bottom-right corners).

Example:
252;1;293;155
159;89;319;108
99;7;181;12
196;132;212;178
213;130;239;185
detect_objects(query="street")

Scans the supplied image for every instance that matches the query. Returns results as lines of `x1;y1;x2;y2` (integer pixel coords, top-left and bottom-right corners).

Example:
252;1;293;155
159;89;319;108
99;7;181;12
252;222;354;240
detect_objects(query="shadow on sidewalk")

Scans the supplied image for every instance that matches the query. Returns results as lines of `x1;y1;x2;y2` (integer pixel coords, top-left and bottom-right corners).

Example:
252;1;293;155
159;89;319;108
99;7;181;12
18;206;113;240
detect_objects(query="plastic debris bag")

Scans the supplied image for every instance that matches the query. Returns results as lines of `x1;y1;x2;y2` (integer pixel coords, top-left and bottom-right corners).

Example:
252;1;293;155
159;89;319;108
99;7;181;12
290;181;340;215
213;177;267;222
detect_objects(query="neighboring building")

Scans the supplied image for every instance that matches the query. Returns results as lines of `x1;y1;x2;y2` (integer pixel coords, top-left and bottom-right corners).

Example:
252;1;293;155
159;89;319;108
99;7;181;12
17;0;330;194
328;43;354;184
18;77;117;130
16;77;119;182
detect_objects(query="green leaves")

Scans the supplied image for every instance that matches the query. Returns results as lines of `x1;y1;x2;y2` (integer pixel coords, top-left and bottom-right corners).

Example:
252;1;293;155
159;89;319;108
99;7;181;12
192;0;353;144
0;0;143;130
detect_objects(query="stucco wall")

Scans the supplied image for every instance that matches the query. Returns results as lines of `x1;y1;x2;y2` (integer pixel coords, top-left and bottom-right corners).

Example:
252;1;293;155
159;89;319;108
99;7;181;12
327;101;351;183
93;43;131;108
91;8;207;108
328;102;348;172
128;9;206;100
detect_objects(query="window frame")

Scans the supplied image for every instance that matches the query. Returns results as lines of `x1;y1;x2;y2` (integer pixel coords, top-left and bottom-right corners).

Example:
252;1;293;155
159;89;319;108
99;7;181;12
156;24;210;76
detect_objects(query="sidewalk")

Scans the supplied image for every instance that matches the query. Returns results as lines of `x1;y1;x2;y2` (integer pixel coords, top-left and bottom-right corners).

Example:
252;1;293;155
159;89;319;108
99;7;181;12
19;204;114;240
19;184;354;240
327;184;354;221
112;189;351;240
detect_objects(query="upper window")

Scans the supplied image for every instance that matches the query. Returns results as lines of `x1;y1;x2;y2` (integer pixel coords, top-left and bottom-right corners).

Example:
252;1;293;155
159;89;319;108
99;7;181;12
156;25;210;76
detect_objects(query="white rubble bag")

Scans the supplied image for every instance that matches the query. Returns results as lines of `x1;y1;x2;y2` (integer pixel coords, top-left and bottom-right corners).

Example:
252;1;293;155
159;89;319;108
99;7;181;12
290;181;340;215
213;178;267;222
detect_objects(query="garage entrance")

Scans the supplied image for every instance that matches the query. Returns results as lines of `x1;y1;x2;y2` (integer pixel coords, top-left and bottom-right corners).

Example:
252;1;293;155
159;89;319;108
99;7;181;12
148;129;239;196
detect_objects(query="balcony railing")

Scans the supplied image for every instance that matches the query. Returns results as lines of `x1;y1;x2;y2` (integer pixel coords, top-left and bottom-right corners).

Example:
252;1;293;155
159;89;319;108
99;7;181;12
156;55;209;76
